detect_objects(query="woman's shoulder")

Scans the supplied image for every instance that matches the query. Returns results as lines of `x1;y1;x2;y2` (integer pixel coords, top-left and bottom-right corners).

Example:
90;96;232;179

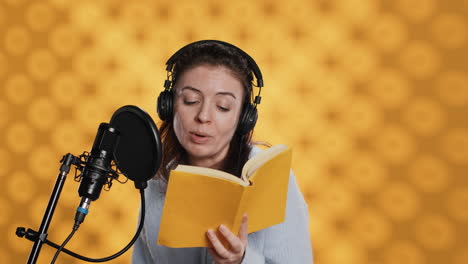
248;145;262;158
146;177;168;196
248;143;272;158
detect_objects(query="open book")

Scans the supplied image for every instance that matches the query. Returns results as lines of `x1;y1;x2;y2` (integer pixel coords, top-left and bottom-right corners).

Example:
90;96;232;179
157;144;292;248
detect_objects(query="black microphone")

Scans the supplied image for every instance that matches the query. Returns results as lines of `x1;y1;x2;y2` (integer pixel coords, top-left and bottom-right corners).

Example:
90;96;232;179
74;123;119;229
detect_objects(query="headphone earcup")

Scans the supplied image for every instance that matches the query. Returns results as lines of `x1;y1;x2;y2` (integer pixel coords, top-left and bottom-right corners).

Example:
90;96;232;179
157;89;174;122
237;103;258;135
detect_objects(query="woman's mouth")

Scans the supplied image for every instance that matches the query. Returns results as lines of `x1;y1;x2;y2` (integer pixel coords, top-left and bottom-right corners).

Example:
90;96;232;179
189;132;210;144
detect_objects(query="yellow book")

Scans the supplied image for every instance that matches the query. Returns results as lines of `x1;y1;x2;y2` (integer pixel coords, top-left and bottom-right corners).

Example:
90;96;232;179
157;144;292;248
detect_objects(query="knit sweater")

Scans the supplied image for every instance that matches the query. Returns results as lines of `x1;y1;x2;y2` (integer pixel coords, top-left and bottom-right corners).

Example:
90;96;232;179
131;147;313;263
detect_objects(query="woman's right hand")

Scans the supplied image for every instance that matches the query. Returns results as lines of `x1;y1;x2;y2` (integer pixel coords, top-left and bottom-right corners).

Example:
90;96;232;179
206;213;248;264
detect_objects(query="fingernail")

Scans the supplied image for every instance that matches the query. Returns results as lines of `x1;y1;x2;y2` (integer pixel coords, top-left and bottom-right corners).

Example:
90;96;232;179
219;225;226;231
207;229;214;237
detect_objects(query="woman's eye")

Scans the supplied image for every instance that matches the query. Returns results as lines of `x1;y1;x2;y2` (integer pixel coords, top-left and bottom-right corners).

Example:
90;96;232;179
218;106;230;112
183;100;197;105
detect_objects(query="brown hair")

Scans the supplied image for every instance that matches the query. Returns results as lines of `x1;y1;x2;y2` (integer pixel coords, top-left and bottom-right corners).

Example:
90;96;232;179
157;41;256;181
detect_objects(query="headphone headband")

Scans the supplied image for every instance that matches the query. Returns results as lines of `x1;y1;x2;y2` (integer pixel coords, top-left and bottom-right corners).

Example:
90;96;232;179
165;40;264;88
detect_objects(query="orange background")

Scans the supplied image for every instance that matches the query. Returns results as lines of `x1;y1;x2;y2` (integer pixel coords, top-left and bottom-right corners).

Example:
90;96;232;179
2;0;468;263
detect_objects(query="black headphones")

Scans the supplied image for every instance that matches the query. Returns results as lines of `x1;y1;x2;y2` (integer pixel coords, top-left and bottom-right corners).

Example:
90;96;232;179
156;40;264;135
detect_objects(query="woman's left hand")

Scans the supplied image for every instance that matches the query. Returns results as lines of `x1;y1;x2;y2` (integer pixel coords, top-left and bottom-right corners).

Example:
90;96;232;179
206;213;248;264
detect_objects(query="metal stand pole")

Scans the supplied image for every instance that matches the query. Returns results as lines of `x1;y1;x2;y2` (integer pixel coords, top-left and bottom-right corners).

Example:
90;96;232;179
26;154;76;264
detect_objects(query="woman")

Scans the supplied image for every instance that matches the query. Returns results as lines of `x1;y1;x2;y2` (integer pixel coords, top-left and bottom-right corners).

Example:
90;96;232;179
132;40;313;263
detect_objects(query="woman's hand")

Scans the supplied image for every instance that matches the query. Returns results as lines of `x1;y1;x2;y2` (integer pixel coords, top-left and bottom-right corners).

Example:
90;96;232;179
206;213;248;264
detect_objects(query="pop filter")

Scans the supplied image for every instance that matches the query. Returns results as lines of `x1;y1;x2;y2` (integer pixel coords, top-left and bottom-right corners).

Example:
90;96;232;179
109;105;162;189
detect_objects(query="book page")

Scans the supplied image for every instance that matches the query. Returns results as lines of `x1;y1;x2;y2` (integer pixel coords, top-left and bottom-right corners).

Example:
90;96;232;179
241;144;288;181
175;165;249;186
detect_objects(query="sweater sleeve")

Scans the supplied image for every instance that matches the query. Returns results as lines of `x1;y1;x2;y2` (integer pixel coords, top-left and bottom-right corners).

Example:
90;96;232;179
242;170;313;264
241;244;265;263
131;210;155;264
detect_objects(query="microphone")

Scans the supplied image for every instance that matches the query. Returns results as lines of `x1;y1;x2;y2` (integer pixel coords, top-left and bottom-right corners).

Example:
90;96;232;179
74;123;120;229
73;105;161;228
15;105;162;264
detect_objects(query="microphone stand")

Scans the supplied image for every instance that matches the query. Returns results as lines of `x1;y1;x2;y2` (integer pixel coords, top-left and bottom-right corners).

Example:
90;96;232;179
22;153;79;264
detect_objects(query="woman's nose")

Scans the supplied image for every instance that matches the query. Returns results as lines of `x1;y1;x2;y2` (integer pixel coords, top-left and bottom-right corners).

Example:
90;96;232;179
195;103;211;123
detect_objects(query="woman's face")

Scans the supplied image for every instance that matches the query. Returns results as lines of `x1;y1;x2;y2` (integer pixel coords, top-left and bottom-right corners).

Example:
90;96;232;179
173;64;245;168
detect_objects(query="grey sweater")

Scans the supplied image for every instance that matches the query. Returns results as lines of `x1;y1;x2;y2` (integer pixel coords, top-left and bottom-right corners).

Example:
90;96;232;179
131;147;313;263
